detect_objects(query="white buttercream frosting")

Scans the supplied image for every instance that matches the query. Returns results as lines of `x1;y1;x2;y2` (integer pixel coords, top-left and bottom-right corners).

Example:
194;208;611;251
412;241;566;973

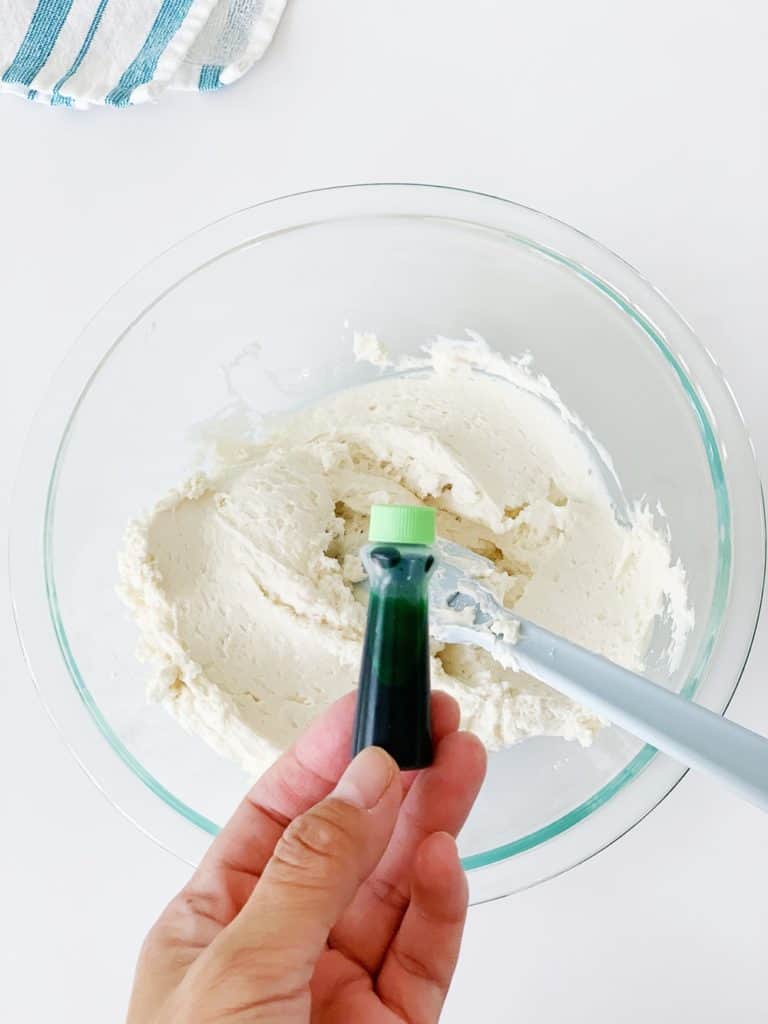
118;336;693;775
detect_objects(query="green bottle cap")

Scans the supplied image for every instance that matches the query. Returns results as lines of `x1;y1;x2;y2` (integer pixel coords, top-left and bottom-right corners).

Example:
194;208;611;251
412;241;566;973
368;504;436;545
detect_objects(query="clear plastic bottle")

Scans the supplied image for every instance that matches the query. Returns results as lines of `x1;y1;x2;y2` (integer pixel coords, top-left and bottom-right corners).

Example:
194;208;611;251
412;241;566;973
353;505;436;769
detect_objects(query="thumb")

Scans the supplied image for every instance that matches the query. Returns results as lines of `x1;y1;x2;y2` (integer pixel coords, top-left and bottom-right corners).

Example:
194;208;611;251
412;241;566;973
220;746;402;976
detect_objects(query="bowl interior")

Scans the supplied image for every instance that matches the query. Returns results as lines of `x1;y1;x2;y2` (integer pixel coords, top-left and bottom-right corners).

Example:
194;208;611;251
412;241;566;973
47;207;727;867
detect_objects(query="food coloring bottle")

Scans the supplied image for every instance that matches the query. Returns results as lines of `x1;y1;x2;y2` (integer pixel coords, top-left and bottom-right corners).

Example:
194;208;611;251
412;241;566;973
353;504;436;769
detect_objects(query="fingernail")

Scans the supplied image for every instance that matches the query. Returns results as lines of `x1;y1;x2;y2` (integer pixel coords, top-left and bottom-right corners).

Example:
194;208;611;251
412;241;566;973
333;747;396;809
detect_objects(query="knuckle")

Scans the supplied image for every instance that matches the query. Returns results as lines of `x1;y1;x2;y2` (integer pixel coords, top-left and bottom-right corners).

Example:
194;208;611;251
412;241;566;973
174;888;225;927
367;875;410;915
272;803;355;876
149;888;225;955
393;941;445;985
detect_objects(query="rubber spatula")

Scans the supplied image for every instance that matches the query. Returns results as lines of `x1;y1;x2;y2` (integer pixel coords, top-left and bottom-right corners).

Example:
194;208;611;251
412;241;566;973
431;538;768;813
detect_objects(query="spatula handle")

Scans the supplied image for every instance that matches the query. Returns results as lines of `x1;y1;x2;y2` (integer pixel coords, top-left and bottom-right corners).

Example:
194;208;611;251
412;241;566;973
505;618;768;813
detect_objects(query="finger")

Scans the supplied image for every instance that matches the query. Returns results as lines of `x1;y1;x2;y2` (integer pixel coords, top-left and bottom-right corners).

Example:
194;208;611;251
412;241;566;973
377;832;468;1024
151;690;357;962
151;690;461;971
213;747;403;985
187;690;459;916
329;729;485;973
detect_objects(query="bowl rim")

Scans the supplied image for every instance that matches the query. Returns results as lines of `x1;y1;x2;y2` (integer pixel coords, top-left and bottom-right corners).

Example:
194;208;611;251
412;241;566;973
10;182;766;900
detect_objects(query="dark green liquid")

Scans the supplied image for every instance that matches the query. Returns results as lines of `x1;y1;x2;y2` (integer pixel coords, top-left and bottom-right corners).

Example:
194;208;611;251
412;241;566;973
353;545;434;769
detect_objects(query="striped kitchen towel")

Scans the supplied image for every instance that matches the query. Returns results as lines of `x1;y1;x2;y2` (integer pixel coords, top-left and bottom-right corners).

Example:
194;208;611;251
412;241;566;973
0;0;287;108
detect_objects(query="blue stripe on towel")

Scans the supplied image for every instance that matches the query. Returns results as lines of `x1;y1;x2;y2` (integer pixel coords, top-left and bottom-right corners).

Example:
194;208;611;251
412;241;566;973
2;0;74;86
50;0;111;105
198;64;222;91
105;0;195;107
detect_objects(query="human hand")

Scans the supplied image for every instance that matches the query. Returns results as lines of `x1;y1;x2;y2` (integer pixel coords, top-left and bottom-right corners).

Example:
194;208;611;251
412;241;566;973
127;691;486;1023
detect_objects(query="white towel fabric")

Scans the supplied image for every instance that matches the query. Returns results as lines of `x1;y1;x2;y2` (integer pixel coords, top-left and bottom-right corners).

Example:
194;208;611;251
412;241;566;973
0;0;287;108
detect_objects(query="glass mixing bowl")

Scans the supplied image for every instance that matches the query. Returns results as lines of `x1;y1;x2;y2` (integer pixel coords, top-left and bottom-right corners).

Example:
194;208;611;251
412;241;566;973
10;184;765;902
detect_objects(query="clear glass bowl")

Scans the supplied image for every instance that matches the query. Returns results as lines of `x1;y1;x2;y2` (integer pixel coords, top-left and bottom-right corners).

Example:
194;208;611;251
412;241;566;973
10;184;765;902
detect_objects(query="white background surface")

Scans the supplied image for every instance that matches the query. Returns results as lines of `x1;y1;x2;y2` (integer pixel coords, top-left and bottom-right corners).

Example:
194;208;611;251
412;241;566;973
1;2;767;1020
